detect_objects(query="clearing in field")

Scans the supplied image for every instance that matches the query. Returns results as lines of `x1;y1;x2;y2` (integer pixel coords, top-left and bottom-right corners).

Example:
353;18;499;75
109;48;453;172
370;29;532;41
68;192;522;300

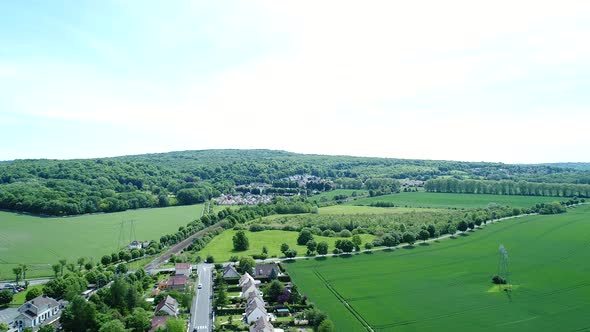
0;204;203;279
348;191;563;209
286;204;590;332
195;229;375;262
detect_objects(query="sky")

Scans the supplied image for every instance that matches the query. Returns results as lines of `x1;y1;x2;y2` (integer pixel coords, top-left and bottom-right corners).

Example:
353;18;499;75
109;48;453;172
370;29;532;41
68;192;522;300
1;1;589;163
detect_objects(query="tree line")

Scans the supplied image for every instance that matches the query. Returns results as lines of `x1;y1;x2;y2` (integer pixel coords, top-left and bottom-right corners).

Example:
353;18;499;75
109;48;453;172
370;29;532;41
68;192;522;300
424;178;590;197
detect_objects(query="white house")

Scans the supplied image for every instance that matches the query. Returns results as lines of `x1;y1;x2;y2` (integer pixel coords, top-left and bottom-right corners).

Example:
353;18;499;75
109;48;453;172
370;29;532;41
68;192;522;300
239;272;259;287
241;279;261;299
244;301;268;324
129;240;142;250
14;295;60;329
155;295;179;317
247;292;265;309
249;316;274;332
175;263;192;276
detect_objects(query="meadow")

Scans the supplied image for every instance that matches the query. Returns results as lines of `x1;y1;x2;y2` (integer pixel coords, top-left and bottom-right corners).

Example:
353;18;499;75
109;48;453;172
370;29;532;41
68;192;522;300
348;191;563;209
286;204;590;331
0;204;203;279
195;229;375;262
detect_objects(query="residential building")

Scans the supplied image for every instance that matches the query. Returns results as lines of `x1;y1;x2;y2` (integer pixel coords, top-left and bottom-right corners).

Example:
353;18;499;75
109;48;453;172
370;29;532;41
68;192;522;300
244;301;268;324
166;275;188;291
247;292;265;309
239;272;258;287
154;295;179;317
175;263;192;276
241;279;261;299
14;295;60;329
222;265;240;279
249;316;274;332
253;263;280;279
150;316;171;332
129;240;142;250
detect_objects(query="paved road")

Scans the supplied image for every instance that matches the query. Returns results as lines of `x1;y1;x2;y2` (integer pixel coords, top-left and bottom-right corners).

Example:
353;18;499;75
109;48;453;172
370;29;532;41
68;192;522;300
190;264;213;332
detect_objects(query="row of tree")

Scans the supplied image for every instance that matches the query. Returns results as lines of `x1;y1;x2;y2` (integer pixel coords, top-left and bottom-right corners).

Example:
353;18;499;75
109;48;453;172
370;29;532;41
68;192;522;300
424;178;590;197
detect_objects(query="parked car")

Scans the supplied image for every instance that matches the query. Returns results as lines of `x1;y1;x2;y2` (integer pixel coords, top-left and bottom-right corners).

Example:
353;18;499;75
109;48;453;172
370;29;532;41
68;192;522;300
197;283;203;289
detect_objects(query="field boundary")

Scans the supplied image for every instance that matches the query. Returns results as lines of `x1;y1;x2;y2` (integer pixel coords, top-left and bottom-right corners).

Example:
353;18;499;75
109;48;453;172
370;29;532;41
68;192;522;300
313;270;374;332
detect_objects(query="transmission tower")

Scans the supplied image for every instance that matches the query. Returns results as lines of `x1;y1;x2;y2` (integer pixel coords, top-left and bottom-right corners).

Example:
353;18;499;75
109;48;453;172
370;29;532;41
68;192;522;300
498;244;511;290
115;219;137;251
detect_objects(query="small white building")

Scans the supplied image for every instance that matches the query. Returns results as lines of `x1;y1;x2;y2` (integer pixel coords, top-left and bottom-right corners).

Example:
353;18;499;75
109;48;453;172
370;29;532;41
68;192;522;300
241;279;261;299
239;272;259;287
14;295;60;329
129;240;142;250
175;263;192;276
244;301;268;325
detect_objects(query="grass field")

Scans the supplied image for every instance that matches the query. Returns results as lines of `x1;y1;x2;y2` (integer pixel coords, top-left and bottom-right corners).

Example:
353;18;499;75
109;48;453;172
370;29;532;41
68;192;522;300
309;189;369;201
0;204;203;280
196;230;375;262
286;204;590;331
348;192;563;209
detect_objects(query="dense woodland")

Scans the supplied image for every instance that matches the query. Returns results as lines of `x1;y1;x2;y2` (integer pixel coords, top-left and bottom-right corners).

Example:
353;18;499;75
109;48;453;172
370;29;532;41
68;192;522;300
1;149;589;215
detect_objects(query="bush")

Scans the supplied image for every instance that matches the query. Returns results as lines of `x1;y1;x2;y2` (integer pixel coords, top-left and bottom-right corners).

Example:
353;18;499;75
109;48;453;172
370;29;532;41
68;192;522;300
206;255;215;263
492;275;507;285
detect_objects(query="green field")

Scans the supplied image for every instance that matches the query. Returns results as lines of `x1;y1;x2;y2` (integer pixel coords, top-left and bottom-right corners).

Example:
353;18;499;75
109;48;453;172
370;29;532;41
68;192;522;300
196;230;375;262
309;189;369;201
0;204;203;279
286;204;590;331
318;205;442;215
348;192;563;209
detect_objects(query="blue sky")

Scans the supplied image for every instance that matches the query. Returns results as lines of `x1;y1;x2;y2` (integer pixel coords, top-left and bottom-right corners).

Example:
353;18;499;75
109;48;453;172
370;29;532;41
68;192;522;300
1;1;589;163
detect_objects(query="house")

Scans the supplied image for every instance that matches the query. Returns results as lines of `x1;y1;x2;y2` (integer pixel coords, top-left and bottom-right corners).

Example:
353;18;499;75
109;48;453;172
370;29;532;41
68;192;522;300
155;295;179;317
175;263;192;276
166;275;188;291
222;265;241;279
129;240;142;250
249;316;274;332
244;301;268;324
14;295;60;329
253;263;280;279
150;316;171;332
247;292;265;309
239;272;259;287
241;279;261;299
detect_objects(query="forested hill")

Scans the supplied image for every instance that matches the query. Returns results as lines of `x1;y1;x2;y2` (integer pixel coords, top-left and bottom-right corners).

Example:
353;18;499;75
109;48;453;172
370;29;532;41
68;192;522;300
1;149;589;216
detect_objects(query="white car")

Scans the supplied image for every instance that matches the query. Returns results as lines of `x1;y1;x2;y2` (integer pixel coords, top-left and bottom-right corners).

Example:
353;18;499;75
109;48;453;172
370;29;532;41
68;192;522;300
197;283;203;289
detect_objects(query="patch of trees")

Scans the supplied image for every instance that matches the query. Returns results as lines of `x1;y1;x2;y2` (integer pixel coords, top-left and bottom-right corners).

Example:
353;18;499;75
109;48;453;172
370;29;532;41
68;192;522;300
425;178;590;198
2;150;588;215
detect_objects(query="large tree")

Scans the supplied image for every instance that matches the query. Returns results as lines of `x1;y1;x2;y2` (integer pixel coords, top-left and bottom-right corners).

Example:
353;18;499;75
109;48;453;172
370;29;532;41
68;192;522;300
0;290;13;306
317;242;329;255
232;231;249;251
402;232;416;246
418;229;430;243
297;229;314;245
25;288;42;301
60;296;98;332
238;256;255;274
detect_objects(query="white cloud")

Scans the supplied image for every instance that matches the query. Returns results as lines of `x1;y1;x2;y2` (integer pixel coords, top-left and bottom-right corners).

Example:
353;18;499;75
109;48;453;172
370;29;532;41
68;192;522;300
2;0;590;162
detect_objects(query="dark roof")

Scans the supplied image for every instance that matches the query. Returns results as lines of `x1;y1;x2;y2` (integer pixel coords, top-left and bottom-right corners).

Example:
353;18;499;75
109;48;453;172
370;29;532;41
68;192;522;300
175;263;191;270
150;316;170;330
253;263;279;278
167;275;188;286
155;295;178;313
223;265;240;278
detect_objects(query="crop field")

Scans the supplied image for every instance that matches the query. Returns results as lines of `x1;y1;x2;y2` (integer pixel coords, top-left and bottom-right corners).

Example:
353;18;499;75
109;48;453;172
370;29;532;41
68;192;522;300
317;205;442;215
196;230;375;262
0;204;203;279
286;204;590;331
348;192;563;209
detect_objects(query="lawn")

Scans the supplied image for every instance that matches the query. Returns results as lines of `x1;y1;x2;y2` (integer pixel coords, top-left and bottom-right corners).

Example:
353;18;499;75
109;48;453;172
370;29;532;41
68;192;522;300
195;230;375;262
286;204;590;332
348;191;563;209
9;284;44;306
0;204;203;279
